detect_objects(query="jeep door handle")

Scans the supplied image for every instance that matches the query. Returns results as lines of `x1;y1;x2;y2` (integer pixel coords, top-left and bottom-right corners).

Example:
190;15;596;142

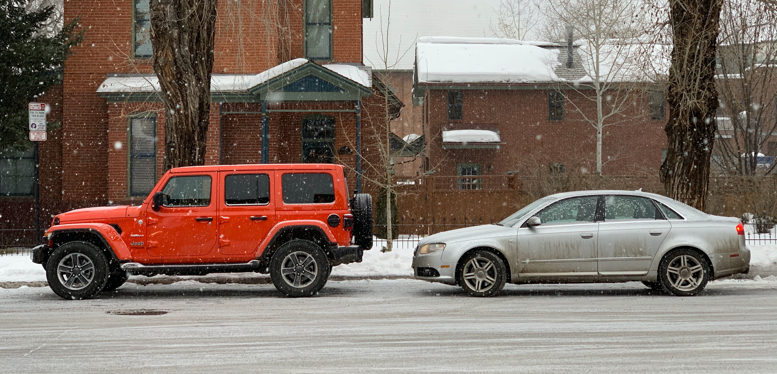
580;233;594;239
250;216;268;221
649;230;663;236
196;217;213;222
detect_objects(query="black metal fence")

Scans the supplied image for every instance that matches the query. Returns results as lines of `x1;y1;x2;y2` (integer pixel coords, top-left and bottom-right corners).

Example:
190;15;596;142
744;223;777;245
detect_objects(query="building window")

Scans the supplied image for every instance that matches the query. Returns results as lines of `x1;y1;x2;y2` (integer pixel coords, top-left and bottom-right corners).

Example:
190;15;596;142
447;90;463;120
548;91;564;120
305;0;332;60
457;163;481;190
302;115;335;163
129;116;157;196
133;0;152;58
649;91;665;120
0;145;35;196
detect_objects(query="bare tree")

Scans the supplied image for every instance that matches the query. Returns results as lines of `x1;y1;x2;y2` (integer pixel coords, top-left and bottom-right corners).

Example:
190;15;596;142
541;0;649;174
149;0;218;170
491;0;540;40
660;0;722;210
712;0;777;176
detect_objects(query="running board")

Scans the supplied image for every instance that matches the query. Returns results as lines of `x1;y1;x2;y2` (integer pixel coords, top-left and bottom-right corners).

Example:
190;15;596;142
121;260;262;276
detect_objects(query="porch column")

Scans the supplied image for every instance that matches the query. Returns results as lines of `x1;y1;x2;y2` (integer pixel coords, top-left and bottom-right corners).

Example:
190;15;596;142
261;100;269;164
356;100;362;194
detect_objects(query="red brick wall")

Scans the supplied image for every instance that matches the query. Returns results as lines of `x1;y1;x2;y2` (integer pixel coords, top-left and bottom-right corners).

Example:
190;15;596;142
424;87;668;177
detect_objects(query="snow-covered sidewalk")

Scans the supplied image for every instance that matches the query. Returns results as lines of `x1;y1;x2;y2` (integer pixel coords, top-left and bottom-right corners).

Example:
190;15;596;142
2;239;776;284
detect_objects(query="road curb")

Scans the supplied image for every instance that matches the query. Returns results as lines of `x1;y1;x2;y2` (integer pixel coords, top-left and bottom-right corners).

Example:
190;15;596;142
0;275;415;289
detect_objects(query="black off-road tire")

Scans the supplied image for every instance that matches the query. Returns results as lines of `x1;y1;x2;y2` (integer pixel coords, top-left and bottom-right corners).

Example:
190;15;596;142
45;241;109;300
351;193;373;250
658;248;710;296
456;250;507;297
102;269;129;292
270;240;330;297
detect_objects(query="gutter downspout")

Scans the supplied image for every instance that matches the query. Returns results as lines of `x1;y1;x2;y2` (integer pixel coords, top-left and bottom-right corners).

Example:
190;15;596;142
356;100;362;194
261;101;269;164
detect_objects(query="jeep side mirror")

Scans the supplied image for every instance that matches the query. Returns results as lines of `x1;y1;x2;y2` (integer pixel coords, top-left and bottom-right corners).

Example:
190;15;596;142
152;192;169;210
526;216;542;228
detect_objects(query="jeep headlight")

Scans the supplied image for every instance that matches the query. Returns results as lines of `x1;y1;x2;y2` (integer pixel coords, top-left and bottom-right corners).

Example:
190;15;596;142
417;243;446;255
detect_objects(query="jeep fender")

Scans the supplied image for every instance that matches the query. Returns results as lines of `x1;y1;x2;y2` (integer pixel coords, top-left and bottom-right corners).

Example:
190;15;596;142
46;223;132;262
255;220;338;258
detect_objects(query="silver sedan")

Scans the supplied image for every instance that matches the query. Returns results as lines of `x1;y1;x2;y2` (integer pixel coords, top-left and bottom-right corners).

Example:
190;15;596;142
412;190;751;296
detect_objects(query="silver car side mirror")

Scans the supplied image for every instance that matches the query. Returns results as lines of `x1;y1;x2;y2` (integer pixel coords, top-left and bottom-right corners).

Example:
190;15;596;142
526;216;542;227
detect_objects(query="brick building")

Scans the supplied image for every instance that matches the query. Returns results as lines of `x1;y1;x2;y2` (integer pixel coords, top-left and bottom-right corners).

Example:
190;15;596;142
413;37;669;187
1;0;402;245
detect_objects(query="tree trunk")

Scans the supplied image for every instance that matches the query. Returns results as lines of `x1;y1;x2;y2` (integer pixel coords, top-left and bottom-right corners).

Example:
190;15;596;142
660;0;722;210
150;0;218;170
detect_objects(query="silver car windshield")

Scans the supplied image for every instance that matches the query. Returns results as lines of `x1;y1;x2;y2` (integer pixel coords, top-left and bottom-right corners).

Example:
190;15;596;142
498;196;555;226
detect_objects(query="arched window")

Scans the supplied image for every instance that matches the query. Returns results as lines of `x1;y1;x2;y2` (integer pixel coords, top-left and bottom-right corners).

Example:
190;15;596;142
302;115;335;163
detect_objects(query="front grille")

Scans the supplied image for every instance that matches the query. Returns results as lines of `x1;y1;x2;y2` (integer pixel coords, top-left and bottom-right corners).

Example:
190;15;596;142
416;267;440;277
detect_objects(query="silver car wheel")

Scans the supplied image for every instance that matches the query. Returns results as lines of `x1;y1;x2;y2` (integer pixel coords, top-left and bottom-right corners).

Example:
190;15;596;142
57;253;95;291
665;254;705;292
280;251;318;288
462;256;497;293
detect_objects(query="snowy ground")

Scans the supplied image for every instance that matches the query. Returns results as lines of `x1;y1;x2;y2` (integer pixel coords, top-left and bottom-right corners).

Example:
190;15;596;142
2;279;777;373
1;237;775;284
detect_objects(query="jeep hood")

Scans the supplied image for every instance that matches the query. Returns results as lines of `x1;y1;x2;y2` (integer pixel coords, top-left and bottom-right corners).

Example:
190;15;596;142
56;206;130;224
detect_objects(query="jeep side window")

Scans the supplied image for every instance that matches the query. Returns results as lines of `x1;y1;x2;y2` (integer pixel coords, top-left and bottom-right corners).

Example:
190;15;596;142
161;175;212;207
225;174;270;205
282;173;334;204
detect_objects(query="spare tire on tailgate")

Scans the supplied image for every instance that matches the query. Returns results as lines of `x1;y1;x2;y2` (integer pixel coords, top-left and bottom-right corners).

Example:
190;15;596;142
351;193;373;250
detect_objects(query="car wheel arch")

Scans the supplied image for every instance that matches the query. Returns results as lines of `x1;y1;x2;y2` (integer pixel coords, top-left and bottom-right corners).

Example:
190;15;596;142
49;230;120;270
658;245;715;280
455;246;512;284
258;226;332;269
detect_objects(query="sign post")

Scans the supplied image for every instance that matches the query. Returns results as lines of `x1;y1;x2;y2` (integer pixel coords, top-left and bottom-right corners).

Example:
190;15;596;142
29;99;46;244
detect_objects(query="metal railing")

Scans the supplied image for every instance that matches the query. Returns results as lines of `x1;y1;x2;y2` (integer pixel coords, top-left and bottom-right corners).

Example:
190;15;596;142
745;223;777;245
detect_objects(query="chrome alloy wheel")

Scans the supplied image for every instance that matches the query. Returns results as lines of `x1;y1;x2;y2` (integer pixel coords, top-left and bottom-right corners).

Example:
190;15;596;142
462;256;498;293
57;253;96;290
280;251;319;288
665;254;705;292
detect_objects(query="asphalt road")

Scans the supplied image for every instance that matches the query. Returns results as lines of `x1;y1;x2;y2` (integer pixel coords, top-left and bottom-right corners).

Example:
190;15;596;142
1;279;776;374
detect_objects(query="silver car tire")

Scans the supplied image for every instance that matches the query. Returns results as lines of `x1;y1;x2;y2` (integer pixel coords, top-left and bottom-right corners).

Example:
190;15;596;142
45;241;109;300
658;249;710;296
456;250;507;297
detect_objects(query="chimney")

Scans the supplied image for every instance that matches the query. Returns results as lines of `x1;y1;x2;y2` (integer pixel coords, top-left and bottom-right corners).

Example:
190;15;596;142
566;25;574;68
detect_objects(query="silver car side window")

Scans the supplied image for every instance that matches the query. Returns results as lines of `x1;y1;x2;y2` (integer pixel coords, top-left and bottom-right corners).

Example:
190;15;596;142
656;202;684;219
536;196;598;225
604;196;660;221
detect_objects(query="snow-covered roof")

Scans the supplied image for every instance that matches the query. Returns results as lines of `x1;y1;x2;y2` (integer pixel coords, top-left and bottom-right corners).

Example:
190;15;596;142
363;0;499;70
442;129;501;143
575;41;670;83
97;59;371;94
416;37;561;84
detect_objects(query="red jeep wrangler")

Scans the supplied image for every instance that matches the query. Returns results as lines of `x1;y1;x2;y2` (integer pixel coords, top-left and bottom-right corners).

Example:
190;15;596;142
32;164;373;299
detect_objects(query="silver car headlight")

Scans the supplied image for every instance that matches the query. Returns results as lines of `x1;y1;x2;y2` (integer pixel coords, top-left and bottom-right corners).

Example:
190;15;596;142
417;243;446;255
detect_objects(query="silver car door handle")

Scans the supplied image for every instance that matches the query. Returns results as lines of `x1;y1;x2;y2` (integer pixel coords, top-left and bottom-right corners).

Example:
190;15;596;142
649;230;663;236
580;233;594;239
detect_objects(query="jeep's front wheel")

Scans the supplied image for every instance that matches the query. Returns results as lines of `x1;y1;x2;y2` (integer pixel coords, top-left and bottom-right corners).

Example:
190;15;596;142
46;241;109;300
270;240;330;297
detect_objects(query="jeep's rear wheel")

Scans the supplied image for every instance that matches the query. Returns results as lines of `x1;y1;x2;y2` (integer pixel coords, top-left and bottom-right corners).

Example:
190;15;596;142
46;241;109;300
270;240;330;297
352;193;373;250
